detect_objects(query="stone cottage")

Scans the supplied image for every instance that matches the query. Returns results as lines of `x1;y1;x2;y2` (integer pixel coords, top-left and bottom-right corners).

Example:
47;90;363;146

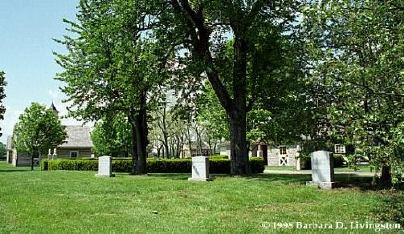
49;125;93;159
7;104;93;166
7;125;93;166
267;145;300;166
220;142;346;167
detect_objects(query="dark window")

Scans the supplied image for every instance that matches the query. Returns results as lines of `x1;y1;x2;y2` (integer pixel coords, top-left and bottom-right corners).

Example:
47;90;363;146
70;151;78;158
280;146;287;155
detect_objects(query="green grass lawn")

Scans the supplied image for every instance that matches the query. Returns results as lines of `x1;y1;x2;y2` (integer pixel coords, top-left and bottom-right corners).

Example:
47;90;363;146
0;162;402;233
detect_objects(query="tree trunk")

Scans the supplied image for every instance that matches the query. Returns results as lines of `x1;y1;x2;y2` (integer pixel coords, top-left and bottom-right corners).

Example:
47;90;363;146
31;154;34;171
187;123;192;157
228;36;250;175
261;145;268;165
129;120;138;175
134;92;148;175
379;164;392;187
229;111;250;175
170;1;251;174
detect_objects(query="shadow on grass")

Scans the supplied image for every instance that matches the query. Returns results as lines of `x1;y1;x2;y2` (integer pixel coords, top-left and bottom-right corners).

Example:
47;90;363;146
372;191;404;226
146;173;381;191
0;169;33;173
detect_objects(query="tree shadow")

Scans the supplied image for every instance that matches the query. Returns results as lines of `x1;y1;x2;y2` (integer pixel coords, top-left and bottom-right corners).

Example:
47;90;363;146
142;173;190;180
0;169;33;173
372;191;404;226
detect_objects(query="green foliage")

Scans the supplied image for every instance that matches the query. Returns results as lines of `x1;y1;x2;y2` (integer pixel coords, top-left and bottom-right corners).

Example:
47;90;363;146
153;0;304;174
333;155;346;168
0;71;6;137
41;158;265;174
40;160;48;171
0;142;6;159
196;83;229;142
55;0;170;174
298;154;345;170
303;0;404;185
91;114;131;157
13;103;67;157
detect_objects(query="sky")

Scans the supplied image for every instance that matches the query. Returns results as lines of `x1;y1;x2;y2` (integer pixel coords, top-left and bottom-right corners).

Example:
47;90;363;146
0;0;82;143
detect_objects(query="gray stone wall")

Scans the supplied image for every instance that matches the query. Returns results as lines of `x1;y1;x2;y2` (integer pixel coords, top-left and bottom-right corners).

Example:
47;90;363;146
267;145;300;166
54;147;93;159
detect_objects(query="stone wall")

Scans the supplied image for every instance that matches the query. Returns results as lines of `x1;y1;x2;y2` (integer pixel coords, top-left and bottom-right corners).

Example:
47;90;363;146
267;145;300;166
52;147;93;159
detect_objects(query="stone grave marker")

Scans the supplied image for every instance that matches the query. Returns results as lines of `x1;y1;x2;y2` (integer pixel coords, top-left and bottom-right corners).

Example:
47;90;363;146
188;156;211;181
306;150;336;189
96;156;114;177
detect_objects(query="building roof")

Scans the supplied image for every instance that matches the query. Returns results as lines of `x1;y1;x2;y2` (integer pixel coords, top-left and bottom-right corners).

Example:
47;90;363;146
59;125;93;148
50;102;59;114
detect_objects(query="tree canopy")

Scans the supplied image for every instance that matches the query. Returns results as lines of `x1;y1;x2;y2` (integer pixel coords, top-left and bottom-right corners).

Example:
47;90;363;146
14;103;67;170
55;0;170;174
303;0;404;185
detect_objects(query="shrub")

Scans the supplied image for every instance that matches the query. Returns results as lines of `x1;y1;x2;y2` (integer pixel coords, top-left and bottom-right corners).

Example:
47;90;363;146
41;158;265;174
333;154;346;168
298;153;346;170
209;154;229;160
40;160;48;171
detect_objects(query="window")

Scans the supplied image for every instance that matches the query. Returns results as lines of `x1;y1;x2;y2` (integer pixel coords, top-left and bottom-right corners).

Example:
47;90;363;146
279;146;287;155
70;151;79;158
334;144;346;154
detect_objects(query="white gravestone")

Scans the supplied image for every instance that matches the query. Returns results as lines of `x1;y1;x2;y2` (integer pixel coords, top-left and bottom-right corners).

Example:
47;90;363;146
306;150;336;189
188;156;211;181
96;156;114;177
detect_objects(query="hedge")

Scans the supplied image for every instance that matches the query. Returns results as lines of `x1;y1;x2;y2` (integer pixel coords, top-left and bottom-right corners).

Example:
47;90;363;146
300;154;346;170
41;157;265;174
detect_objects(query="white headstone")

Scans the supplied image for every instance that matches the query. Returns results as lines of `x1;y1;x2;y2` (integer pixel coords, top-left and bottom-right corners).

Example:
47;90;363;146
188;156;211;181
96;156;114;177
306;150;336;189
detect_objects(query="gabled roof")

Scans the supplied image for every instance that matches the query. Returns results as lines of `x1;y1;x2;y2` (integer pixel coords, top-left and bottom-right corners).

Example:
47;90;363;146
59;125;93;148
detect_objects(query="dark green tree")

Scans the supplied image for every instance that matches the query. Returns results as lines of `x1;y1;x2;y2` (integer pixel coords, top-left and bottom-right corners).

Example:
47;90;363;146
155;0;303;174
303;0;404;186
0;142;6;159
91;113;132;157
55;0;169;174
14;103;67;170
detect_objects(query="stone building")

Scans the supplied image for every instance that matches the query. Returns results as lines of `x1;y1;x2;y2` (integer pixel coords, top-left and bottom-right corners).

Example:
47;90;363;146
220;143;300;166
49;125;93;159
7;103;94;166
267;145;300;166
220;142;348;167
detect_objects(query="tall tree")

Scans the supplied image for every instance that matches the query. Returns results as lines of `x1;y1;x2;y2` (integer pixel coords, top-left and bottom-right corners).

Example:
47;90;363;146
91;113;132;157
55;0;169;174
13;103;67;170
0;71;6;137
155;0;302;174
303;0;404;186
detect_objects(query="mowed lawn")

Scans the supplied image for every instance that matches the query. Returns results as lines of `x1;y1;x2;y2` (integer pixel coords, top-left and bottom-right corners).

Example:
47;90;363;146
0;162;402;233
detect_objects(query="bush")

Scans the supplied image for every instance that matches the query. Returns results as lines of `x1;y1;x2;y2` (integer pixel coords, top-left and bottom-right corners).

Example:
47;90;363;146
209;154;228;160
41;158;265;174
40;160;48;171
333;154;346;168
